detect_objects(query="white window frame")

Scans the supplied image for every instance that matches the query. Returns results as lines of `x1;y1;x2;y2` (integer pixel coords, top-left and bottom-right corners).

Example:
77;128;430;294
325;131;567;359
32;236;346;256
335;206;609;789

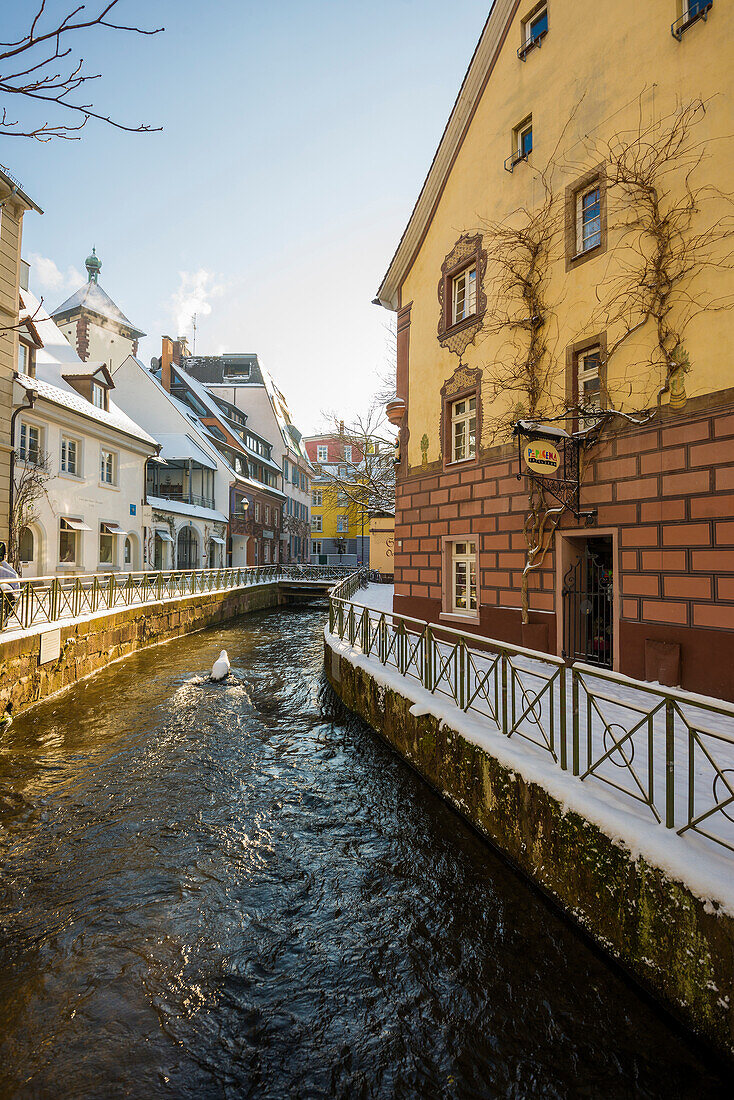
336;514;348;534
61;435;80;477
517;120;533;161
524;4;548;44
344;445;352;463
312;515;323;533
450;395;477;463
451;540;478;615
100;448;117;486
312;489;322;506
576;183;601;254
451;264;477;325
18;421;44;466
92;382;106;409
317;445;328;462
578;346;602;415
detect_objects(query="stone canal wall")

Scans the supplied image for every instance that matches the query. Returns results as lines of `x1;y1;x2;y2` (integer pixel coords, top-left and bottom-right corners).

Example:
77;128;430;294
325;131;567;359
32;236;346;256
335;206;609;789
324;634;734;1062
0;582;284;716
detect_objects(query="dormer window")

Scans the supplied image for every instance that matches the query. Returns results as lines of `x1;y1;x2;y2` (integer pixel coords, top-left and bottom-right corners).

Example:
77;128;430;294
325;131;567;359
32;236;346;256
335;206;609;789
92;382;107;409
18;340;36;378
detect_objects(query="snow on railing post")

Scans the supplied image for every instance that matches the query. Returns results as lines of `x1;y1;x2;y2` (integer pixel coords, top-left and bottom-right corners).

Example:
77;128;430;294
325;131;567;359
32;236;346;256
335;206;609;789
665;696;675;829
424;625;433;692
572;669;580;776
459;639;467;710
360;607;368;652
559;667;568;770
501;652;509;735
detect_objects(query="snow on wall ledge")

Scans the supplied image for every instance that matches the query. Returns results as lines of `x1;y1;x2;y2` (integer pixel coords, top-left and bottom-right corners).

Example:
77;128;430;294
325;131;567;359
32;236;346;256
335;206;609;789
324;630;734;1061
0;583;284;717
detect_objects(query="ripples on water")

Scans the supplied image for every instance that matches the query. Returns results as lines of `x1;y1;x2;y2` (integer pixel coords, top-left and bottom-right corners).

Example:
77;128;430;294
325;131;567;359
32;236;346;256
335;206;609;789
0;605;728;1099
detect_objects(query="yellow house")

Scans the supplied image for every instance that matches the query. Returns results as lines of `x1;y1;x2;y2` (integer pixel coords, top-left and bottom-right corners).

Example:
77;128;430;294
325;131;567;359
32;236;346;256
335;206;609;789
0;165;42;550
377;0;734;699
369;512;395;575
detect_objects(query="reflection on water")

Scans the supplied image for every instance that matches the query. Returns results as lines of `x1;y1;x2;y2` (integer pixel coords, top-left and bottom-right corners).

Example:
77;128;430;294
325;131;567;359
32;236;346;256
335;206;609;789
0;606;727;1099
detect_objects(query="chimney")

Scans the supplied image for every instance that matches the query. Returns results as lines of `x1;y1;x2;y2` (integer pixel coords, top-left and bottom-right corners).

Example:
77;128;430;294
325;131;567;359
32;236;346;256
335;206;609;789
339;420;344;436
161;336;174;392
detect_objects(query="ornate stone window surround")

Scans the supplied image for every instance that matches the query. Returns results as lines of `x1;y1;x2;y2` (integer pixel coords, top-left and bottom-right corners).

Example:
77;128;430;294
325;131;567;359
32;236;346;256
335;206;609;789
440;366;483;471
437;235;487;353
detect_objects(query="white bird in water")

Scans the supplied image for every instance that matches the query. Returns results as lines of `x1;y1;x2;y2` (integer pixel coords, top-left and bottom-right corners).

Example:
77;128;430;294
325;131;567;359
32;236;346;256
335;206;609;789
210;649;231;682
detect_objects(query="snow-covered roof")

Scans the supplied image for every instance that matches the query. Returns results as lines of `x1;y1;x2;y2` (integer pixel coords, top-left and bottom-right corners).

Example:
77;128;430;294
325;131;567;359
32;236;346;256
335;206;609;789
146;496;228;524
260;363;312;465
52;279;145;337
156;433;217;470
15;372;157;448
16;290;156;449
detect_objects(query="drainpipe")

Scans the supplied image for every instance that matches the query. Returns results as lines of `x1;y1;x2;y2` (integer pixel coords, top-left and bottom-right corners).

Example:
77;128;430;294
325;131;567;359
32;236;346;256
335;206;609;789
8;379;38;557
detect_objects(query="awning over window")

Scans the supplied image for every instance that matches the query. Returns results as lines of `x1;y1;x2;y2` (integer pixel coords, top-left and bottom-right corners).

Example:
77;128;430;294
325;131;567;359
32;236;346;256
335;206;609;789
101;523;128;536
210;536;226;545
61;518;92;531
155;529;174;543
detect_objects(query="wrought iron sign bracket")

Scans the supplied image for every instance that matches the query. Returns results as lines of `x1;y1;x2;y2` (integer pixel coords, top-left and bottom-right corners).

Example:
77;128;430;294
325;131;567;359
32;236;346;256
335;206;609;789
513;419;597;526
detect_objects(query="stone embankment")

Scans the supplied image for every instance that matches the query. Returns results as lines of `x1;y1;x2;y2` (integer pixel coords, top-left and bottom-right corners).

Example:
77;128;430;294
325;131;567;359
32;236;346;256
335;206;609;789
324;632;734;1063
0;582;283;715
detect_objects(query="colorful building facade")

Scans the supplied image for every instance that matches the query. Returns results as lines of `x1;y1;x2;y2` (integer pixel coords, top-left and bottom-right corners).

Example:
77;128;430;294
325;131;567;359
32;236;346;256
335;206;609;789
377;0;734;699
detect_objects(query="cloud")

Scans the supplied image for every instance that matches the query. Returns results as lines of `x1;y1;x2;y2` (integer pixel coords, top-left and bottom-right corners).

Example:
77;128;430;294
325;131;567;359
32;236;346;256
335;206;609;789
27;252;84;301
167;269;225;338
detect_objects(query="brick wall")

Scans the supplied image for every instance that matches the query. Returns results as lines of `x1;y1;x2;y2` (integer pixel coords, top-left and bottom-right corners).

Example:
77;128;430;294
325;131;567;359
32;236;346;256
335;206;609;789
394;398;734;699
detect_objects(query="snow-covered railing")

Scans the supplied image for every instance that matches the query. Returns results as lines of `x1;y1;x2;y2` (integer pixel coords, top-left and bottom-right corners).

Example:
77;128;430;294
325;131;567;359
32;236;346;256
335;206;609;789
0;564;365;634
328;590;734;857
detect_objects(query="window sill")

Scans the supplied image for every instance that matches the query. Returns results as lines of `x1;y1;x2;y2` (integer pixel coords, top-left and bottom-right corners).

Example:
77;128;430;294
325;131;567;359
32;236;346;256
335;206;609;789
98;482;120;491
58;472;84;482
445;455;477;468
440;610;481;625
569;242;602;264
442;312;482;340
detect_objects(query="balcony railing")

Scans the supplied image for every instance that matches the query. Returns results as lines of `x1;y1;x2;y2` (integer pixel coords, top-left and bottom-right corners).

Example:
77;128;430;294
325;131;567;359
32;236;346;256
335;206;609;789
672;0;712;39
328;578;734;859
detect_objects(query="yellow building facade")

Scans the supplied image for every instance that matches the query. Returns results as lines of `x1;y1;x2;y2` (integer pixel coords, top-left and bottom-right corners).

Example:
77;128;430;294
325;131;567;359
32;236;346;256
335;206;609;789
379;0;734;698
0;167;41;549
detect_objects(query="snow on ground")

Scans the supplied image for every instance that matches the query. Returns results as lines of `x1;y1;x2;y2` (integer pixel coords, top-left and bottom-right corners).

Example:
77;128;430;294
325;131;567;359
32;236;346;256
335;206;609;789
358;583;394;614
326;602;734;915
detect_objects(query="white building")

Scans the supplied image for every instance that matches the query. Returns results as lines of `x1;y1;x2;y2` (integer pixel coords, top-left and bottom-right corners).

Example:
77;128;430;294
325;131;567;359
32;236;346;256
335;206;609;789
14;289;156;577
180;354;312;563
111;355;231;570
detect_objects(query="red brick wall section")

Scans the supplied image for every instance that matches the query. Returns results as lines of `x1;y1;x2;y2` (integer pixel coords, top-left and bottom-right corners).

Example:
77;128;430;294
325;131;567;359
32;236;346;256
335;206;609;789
394;402;734;698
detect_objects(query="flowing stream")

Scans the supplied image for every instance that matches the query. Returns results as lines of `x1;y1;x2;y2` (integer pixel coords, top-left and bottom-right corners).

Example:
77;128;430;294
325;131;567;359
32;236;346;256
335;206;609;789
0;605;727;1098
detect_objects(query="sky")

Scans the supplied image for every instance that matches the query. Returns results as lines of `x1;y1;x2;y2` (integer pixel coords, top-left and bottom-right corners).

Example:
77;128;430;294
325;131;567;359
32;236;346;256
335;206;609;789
3;0;491;433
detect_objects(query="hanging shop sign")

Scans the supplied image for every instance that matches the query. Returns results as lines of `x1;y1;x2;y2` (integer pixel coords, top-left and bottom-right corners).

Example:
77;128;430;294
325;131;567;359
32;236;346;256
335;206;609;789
523;440;561;474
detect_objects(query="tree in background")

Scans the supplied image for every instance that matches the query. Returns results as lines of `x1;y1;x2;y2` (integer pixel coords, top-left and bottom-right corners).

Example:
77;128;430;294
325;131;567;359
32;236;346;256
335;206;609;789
0;1;163;141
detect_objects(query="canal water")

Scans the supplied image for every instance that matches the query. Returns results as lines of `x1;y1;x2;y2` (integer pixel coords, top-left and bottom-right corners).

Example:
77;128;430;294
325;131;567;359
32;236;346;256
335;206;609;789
0;605;727;1099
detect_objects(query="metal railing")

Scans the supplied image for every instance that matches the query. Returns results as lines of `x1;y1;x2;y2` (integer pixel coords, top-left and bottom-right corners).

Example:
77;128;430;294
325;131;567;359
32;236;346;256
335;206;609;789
0;565;360;634
672;0;712;40
328;580;734;857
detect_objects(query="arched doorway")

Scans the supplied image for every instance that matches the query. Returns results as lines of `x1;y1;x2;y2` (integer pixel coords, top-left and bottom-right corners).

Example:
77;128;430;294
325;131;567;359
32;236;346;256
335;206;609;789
177;525;199;569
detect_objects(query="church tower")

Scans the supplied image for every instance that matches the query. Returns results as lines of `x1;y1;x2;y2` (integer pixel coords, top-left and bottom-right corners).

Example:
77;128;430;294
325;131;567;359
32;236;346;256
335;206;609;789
52;248;145;371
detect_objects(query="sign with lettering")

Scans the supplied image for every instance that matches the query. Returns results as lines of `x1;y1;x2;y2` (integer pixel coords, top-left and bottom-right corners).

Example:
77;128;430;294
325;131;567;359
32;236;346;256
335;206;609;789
524;440;561;474
39;628;61;665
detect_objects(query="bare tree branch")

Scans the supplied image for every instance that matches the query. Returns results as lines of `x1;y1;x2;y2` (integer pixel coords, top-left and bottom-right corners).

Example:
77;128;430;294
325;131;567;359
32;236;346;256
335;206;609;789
0;1;164;140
